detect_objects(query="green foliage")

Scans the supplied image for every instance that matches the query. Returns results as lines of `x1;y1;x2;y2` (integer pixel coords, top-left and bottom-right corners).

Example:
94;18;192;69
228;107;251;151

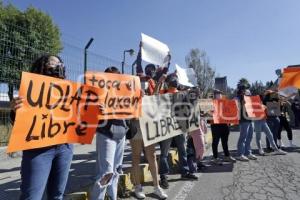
250;81;265;96
185;48;215;98
0;2;62;99
237;78;250;89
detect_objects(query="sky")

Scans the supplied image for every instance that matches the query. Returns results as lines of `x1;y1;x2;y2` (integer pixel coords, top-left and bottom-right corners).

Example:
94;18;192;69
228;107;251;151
3;0;300;87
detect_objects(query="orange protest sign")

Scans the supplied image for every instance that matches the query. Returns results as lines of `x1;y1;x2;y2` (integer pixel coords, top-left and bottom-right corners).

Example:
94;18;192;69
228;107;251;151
279;69;300;89
7;72;100;153
244;95;266;120
283;67;300;73
212;99;239;124
85;72;142;119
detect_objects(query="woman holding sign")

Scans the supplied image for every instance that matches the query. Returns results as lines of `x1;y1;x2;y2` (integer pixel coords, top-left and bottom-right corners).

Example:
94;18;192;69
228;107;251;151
11;55;73;200
130;64;168;199
210;89;236;164
236;86;256;162
90;66;128;200
250;94;287;156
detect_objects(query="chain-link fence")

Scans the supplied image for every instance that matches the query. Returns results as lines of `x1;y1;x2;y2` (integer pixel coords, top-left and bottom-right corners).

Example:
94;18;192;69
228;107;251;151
0;23;132;146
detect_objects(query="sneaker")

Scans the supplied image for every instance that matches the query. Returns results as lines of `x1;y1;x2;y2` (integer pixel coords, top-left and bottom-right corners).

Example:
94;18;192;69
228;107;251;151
247;154;257;160
258;149;265;156
159;176;169;189
181;172;198;180
223;156;236;163
197;162;209;171
153;186;168;199
273;149;287;155
134;185;146;199
265;148;274;153
289;143;297;148
236;155;249;162
211;158;223;165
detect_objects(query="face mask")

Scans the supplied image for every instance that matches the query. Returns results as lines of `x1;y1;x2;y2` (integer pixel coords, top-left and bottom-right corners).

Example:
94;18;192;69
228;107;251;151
145;69;156;78
44;64;65;79
169;79;179;88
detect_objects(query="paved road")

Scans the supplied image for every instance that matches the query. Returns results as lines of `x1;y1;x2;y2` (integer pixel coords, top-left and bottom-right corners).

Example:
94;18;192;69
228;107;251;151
136;130;300;200
1;130;300;200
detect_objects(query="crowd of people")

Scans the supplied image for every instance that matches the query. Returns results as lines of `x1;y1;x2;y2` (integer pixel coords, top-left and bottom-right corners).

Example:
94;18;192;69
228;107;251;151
10;54;299;200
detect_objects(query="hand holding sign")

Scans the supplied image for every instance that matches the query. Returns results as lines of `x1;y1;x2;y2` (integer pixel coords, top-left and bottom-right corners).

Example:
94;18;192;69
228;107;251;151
11;96;24;112
85;72;142;119
7;72;101;153
212;99;239;124
244;95;266;120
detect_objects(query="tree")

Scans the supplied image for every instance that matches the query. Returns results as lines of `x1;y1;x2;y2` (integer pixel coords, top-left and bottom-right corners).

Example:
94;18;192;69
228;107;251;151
236;78;250;90
0;2;62;100
185;48;215;98
250;81;265;96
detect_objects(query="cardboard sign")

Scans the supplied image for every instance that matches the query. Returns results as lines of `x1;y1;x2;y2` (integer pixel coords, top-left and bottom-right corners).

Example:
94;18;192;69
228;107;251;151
279;69;300;89
199;99;214;113
266;102;281;116
85;72;142;119
244;95;266;120
139;93;200;147
141;33;170;66
175;64;197;87
212;99;239;124
7;72;100;153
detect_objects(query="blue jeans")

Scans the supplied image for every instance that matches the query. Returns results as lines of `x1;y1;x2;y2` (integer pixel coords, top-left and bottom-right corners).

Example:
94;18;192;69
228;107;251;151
173;134;190;175
159;138;172;176
237;122;253;156
90;133;125;200
254;120;278;150
266;117;280;149
20;144;73;200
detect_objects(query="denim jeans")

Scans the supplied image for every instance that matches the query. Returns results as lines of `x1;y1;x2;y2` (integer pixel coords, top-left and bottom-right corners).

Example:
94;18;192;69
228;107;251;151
20;144;73;200
159;138;172;176
266;117;280;149
254;120;277;150
90;133;125;200
173;134;190;175
237;121;253;156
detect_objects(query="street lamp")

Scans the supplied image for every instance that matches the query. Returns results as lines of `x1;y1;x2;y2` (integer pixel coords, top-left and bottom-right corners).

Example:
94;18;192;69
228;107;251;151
84;38;94;83
121;49;135;74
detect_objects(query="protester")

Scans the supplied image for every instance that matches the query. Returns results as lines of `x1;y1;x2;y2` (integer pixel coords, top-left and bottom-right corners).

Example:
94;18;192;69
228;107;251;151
90;66;129;200
187;117;207;171
236;86;256;161
263;89;281;152
278;96;297;148
292;98;300;128
210;89;236;164
254;95;287;155
159;74;198;190
131;63;168;199
10;55;73;200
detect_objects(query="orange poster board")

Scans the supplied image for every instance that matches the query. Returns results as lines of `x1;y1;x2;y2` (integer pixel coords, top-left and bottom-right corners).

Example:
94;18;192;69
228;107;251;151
212;99;239;124
244;95;266;120
279;69;300;89
85;72;142;119
7;72;100;153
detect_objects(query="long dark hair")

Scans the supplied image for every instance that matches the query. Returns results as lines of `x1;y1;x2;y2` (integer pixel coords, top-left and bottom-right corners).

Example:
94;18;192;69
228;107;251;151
30;54;65;79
